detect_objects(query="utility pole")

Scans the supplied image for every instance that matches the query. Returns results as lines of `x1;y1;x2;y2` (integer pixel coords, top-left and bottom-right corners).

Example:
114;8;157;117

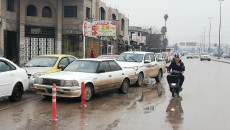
203;27;206;52
218;0;224;59
208;17;214;53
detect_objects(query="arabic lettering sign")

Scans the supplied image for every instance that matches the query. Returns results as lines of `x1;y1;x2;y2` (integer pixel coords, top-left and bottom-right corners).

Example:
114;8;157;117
83;21;93;37
83;21;117;37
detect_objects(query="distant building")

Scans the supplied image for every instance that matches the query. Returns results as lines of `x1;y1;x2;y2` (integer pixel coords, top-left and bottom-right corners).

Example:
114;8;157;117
0;0;129;65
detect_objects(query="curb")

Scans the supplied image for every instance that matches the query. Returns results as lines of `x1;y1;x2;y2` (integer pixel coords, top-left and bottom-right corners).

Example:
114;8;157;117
212;59;230;64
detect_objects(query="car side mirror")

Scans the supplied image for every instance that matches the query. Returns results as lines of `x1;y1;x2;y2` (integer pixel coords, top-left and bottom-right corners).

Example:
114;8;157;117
58;65;65;70
99;70;106;73
144;60;151;63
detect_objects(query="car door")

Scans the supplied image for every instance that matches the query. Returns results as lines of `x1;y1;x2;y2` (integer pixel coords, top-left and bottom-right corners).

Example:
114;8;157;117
150;54;159;77
144;54;152;78
94;61;113;92
109;61;124;88
0;60;14;96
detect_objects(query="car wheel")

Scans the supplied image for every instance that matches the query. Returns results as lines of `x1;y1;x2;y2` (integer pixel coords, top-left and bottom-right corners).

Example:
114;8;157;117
119;79;129;94
9;83;23;102
84;84;93;101
43;95;52;100
136;73;144;87
155;70;162;82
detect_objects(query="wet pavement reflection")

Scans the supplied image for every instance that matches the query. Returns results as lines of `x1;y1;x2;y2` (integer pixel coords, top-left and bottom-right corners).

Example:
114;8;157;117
166;96;184;130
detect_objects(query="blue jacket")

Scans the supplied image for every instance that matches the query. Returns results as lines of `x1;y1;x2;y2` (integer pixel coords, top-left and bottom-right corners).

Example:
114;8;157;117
167;60;185;72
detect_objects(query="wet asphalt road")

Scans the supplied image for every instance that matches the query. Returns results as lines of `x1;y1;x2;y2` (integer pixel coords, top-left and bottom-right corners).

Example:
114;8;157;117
0;58;230;130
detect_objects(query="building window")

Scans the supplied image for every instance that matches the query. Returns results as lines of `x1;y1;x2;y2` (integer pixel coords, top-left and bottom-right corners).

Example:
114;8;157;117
121;18;125;31
100;7;106;20
42;6;52;17
86;7;90;19
7;0;14;12
64;6;77;18
112;14;116;20
27;5;37;16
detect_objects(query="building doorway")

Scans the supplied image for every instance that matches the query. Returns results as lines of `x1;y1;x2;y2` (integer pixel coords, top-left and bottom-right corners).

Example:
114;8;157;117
4;31;18;63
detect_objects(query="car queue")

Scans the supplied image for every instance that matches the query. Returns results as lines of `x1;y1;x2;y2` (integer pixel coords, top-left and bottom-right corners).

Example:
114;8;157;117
0;51;168;102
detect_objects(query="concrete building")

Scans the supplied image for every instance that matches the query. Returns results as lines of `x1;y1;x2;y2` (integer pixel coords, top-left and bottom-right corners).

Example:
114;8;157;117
0;0;129;65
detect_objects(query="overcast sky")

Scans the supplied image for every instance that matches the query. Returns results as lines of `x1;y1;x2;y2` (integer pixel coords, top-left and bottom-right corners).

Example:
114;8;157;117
105;0;230;45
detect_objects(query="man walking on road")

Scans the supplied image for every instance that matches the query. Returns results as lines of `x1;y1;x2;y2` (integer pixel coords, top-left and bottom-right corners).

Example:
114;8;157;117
89;48;97;58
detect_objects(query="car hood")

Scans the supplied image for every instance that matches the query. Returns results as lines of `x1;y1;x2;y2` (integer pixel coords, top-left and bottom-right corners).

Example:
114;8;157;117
39;71;97;80
23;67;52;75
117;61;142;68
201;55;210;57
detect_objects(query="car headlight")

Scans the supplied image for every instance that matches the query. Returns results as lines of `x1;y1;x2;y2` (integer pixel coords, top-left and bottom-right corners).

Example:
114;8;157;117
35;78;43;84
33;72;46;78
60;80;79;87
171;83;177;86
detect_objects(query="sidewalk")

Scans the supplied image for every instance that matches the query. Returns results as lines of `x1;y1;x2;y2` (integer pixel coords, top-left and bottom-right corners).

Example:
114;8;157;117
211;57;230;64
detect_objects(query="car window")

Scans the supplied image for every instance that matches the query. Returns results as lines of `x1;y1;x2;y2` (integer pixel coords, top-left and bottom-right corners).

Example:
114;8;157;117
109;61;122;71
0;61;11;72
144;55;150;61
25;56;58;67
64;60;99;73
99;62;111;72
150;55;155;62
68;57;75;63
59;57;69;67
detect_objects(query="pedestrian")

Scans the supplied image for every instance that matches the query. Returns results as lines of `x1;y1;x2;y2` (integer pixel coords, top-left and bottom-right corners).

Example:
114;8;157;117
89;48;96;58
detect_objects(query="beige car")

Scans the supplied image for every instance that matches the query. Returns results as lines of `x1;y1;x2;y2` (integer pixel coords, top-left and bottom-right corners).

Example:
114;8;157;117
34;59;137;101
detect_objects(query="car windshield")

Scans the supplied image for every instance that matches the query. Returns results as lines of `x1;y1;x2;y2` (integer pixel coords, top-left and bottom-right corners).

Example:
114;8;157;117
156;53;163;58
97;56;115;59
25;57;58;67
117;53;143;62
64;60;99;73
202;53;210;55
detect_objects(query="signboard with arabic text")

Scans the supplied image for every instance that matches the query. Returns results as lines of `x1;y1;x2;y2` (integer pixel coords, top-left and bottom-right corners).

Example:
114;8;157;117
83;21;117;37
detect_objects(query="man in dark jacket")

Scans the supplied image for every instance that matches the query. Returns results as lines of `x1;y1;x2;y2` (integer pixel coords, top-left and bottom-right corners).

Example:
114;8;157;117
167;55;185;89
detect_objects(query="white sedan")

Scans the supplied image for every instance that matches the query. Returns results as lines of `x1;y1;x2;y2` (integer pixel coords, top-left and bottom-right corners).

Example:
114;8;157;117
34;59;137;101
0;57;29;101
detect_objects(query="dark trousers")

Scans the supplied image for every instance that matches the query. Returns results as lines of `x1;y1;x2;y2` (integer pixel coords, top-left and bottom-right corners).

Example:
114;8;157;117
179;74;184;87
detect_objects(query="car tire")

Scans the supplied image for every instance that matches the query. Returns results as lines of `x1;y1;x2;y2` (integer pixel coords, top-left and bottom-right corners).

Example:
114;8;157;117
119;79;129;94
43;95;52;100
155;70;162;82
136;73;144;87
9;83;23;102
84;84;93;101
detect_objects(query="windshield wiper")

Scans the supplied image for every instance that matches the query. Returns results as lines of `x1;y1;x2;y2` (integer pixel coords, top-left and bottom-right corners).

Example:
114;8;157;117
123;56;127;61
129;57;138;62
31;65;48;67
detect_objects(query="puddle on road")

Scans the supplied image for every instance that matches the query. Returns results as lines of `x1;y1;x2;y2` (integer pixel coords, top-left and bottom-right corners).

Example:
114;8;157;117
106;119;120;130
165;96;184;130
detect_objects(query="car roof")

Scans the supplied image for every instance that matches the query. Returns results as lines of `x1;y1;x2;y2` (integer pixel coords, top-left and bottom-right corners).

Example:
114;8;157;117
38;54;76;58
77;58;115;62
122;51;154;54
99;55;119;57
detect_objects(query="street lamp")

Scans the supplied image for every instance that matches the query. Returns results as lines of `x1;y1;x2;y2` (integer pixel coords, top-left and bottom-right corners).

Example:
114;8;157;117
208;17;214;53
203;26;206;52
218;0;224;59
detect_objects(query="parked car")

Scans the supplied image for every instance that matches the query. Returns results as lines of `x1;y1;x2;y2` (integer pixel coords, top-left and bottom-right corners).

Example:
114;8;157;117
155;53;165;62
193;54;200;58
116;51;166;87
23;54;77;88
0;57;29;101
222;53;230;59
34;59;136;101
97;55;119;59
186;53;193;59
200;53;211;61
